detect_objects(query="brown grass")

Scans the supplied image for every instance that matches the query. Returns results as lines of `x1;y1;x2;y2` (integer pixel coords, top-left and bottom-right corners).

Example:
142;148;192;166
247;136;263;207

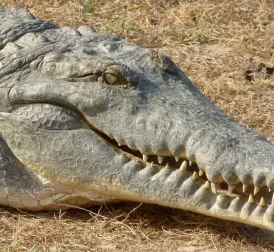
1;0;274;251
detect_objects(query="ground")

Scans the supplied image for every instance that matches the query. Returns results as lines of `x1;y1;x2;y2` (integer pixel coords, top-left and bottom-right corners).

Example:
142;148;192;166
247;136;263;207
1;0;274;251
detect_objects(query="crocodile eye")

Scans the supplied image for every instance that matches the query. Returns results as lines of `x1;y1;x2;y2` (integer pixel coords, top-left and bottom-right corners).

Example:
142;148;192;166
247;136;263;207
102;68;123;85
103;72;119;85
102;65;135;88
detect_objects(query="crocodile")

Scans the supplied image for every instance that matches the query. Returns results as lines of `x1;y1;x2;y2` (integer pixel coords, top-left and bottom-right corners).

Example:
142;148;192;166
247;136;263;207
1;6;274;231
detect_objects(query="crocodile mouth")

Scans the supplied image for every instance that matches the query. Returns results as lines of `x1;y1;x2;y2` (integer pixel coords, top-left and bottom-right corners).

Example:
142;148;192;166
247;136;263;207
9;102;274;211
85;118;274;209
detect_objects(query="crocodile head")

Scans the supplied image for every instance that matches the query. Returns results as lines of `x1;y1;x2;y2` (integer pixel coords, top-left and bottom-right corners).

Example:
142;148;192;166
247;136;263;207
1;7;274;231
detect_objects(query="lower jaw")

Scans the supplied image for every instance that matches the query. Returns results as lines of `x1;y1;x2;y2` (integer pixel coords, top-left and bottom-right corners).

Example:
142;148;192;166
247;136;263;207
3;158;274;231
107;160;274;231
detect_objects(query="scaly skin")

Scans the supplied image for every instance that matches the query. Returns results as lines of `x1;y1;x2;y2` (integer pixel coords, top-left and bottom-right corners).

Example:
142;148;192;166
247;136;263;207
1;6;274;230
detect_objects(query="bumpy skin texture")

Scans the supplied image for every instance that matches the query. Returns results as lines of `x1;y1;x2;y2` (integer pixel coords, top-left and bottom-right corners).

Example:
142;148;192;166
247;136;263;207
1;7;274;231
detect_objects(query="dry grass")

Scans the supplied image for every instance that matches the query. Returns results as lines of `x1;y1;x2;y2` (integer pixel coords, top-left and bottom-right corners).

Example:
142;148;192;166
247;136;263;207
1;0;274;251
1;204;274;252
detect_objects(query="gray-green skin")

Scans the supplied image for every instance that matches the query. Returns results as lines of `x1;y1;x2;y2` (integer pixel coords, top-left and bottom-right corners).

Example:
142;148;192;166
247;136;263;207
1;7;274;231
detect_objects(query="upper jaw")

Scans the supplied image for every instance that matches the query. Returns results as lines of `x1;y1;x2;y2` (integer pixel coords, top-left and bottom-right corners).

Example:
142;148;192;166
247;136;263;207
84;82;274;210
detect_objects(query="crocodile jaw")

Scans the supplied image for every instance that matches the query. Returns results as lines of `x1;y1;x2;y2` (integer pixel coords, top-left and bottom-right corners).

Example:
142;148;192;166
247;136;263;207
1;110;274;231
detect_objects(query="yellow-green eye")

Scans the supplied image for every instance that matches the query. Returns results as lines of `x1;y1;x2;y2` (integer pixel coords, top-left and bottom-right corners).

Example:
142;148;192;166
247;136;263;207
104;73;119;85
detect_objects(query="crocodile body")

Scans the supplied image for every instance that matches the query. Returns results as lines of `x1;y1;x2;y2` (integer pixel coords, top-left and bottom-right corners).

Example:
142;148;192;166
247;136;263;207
1;7;274;230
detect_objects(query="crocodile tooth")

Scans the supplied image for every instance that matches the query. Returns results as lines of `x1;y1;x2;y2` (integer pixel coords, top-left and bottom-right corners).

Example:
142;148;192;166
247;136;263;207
211;183;220;194
165;163;170;169
189;161;192;166
254;186;260;195
179;161;187;172
228;185;235;194
118;143;122;146
199;169;204;176
150;162;154;167
143;154;148;162
260;197;266;207
248;194;254;204
157;156;163;164
175;156;179;162
192;171;198;180
204;181;211;189
272;193;274;207
269;187;272;192
242;184;248;192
